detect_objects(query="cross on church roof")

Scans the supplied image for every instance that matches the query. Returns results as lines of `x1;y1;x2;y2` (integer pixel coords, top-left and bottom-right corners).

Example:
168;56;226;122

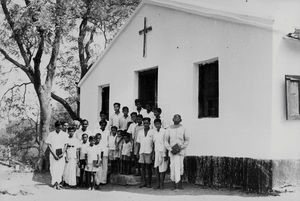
139;17;152;57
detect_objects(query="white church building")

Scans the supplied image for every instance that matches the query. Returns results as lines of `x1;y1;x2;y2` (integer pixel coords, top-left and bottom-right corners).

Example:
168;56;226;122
79;0;300;189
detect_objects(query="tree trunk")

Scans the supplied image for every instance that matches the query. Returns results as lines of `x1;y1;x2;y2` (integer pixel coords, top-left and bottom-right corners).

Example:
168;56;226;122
36;88;52;171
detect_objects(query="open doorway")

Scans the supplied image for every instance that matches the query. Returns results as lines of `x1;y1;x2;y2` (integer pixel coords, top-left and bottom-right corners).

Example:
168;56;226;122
138;68;158;108
100;85;110;119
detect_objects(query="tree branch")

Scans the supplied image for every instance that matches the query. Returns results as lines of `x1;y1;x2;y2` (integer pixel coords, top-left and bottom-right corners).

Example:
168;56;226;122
1;0;31;67
1;82;32;102
84;27;96;64
51;92;79;120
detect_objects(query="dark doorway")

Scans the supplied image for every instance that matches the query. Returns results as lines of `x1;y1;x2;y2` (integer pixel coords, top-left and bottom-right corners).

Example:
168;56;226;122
138;68;158;108
101;86;110;119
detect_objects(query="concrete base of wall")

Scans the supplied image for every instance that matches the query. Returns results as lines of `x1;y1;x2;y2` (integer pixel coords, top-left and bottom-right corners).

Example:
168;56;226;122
272;159;300;188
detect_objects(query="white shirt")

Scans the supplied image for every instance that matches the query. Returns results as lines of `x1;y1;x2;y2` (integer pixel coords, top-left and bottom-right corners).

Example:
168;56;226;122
165;124;189;155
137;129;154;154
132;108;147;117
108;134;116;150
79;141;89;160
153;128;167;153
85;145;100;164
127;122;137;134
97;129;109;157
121;141;132;156
110;112;122;129
45;130;68;152
119;115;131;131
75;128;93;140
94;143;104;159
65;136;80;159
133;124;144;141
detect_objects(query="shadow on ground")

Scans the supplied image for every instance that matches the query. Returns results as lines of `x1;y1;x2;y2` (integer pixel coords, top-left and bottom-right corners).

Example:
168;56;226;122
32;171;275;197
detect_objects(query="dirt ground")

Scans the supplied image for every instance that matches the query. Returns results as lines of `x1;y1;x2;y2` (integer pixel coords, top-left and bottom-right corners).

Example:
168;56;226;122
1;165;300;201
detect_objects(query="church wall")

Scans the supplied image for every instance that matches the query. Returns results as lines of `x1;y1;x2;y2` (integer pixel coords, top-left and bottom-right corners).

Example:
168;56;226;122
80;4;273;159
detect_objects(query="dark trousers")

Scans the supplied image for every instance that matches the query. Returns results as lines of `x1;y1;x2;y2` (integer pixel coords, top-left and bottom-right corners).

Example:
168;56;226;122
79;160;86;187
86;171;95;189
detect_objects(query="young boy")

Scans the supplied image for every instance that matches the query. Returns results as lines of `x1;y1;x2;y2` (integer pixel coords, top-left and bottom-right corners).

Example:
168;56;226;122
94;133;104;189
85;136;101;190
136;117;154;188
110;103;122;129
153;119;168;189
108;126;117;173
97;120;109;184
133;114;144;175
78;133;89;187
115;130;123;173
144;104;155;123
127;112;137;140
63;126;80;188
119;106;131;131
99;111;109;130
121;133;132;175
165;114;190;190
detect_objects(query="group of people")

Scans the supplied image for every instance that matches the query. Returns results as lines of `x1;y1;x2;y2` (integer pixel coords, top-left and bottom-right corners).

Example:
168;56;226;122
45;99;190;191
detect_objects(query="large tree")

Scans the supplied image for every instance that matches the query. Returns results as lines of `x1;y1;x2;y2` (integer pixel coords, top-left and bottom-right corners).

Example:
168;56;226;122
0;0;140;166
0;0;76;155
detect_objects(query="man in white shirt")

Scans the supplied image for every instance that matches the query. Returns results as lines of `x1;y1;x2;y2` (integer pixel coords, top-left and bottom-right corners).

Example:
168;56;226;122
95;120;109;185
110;103;122;129
153;119;168;189
75;119;92;140
132;99;147;117
45;121;68;190
119;106;131;131
165;114;189;190
136;117;154;188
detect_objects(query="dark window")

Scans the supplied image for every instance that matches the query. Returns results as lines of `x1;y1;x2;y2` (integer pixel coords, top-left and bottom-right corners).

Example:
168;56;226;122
138;68;158;108
285;75;300;120
198;60;219;118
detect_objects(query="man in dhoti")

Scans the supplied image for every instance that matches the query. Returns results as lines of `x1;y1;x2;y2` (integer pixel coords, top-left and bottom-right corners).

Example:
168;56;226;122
63;126;80;188
45;121;68;190
164;114;189;190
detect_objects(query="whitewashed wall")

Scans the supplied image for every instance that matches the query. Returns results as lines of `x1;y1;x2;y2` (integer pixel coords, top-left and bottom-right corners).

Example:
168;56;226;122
271;1;300;159
80;4;274;159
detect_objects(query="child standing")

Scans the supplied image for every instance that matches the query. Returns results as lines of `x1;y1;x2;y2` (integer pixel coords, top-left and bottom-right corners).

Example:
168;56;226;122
133;114;144;175
108;126;117;173
94;133;104;189
136;117;154;188
98;120;109;185
121;133;132;174
78;133;89;187
153;108;167;128
115;130;123;173
153;119;168;189
85;136;101;190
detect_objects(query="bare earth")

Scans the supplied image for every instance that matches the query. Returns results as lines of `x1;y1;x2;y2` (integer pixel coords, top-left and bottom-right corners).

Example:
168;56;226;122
1;165;299;201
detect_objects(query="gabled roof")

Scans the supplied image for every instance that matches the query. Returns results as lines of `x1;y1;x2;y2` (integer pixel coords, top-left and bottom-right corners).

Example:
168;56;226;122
78;0;289;87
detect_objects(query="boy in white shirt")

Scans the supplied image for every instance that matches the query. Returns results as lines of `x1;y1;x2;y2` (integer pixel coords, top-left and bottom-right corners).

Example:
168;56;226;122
119;106;131;131
94;133;104;189
85;136;101;190
108;126;118;173
136;117;154;188
97;120;109;184
153;119;168;189
78;133;89;187
121;133;132;174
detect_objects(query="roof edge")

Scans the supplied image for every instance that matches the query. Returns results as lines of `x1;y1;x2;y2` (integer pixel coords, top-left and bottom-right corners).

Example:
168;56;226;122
78;0;274;87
